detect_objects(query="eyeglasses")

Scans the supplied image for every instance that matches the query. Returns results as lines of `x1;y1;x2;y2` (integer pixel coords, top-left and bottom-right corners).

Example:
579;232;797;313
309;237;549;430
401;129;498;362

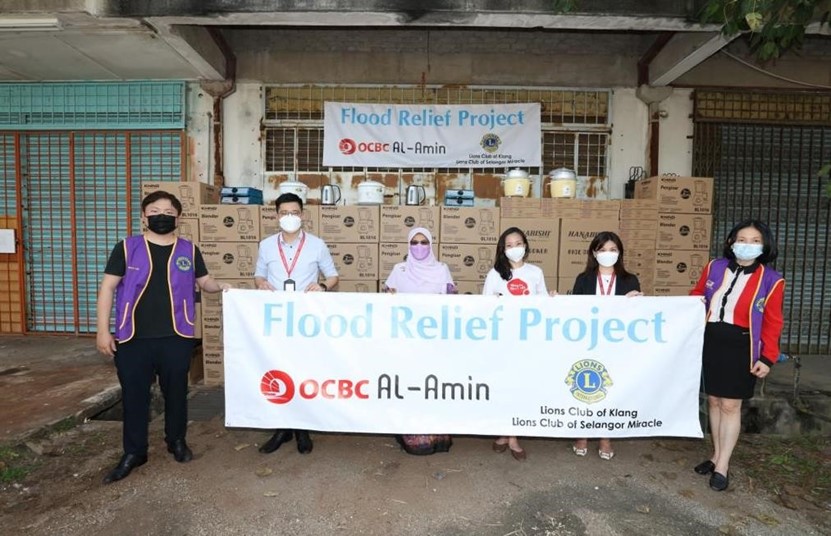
278;211;302;217
410;240;430;245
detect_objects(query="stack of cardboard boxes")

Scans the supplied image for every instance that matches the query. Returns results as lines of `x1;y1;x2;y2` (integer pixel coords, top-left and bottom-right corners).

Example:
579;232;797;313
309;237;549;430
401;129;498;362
634;177;714;296
320;206;380;292
438;206;502;294
139;176;711;387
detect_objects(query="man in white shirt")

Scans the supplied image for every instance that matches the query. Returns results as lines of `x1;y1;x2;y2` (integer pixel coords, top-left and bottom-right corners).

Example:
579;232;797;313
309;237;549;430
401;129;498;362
254;192;339;455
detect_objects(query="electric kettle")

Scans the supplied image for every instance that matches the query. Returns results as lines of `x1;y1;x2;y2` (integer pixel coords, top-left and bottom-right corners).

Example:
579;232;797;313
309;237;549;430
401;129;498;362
321;184;341;205
405;185;426;206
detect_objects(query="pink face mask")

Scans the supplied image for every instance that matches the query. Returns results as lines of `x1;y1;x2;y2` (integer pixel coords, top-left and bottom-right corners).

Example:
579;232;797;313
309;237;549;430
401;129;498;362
409;244;431;261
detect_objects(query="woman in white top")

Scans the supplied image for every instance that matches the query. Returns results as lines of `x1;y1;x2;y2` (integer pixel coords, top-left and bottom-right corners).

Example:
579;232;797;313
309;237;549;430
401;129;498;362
482;227;548;461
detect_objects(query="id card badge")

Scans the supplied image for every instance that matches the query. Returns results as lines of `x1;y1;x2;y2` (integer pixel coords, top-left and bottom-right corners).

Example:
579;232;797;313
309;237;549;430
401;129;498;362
283;278;296;292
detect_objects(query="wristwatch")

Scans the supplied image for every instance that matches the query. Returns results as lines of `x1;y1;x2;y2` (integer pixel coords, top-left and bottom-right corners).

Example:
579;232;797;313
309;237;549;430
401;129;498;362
319;283;328;291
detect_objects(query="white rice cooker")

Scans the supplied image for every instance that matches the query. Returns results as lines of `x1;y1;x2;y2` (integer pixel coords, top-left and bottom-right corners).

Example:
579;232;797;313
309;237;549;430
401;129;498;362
278;180;309;203
547;168;577;198
502;169;531;197
357;180;385;205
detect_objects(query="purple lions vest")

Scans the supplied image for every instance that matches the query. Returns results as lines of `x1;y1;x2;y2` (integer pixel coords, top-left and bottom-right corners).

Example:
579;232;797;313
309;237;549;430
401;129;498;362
114;236;197;342
702;258;783;366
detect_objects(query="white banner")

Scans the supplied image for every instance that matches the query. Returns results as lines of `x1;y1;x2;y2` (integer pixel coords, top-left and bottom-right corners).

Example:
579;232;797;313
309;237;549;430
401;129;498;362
322;102;541;168
223;291;704;438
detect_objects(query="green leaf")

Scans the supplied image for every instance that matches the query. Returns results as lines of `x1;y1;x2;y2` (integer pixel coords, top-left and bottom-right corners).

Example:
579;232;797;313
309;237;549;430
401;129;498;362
818;164;831;178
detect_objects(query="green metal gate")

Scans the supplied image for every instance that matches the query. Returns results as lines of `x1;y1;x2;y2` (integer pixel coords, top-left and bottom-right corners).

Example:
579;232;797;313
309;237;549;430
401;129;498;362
692;90;831;355
0;82;186;334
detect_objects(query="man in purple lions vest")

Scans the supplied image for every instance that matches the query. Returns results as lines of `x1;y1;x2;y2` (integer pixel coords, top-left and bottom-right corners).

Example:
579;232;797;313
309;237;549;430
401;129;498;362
96;190;230;484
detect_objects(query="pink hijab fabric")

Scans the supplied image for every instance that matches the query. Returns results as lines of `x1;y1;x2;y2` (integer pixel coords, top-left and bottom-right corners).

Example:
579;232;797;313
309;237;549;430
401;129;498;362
384;227;453;294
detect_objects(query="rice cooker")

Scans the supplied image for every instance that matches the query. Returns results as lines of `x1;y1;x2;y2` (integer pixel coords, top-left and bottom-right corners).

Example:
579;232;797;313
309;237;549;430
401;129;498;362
357;180;385;205
278;180;309;203
502;169;531;197
548;168;577;198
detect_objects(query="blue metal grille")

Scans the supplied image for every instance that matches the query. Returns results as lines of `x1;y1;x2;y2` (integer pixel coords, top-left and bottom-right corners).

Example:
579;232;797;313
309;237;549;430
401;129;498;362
0;82;185;130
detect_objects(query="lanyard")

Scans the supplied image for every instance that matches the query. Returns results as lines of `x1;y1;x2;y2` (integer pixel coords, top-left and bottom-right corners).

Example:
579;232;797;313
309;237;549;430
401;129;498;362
597;272;616;296
277;231;306;278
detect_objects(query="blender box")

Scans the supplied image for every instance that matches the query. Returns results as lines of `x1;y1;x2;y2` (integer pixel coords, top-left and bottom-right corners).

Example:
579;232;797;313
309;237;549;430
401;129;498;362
198;241;259;278
656;213;712;250
653;249;707;286
634;176;714;214
379;206;440;243
438;243;495;281
439;207;500;244
319;206;379;243
326;243;379;280
141;181;219;219
198;205;261;242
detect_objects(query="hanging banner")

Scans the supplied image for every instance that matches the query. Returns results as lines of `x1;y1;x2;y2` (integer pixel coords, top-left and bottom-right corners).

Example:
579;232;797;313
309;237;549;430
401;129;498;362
223;290;704;439
322;102;541;168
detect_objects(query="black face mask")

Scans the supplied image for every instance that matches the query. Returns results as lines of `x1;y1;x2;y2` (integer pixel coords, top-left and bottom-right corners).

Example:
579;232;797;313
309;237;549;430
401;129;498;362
147;214;177;235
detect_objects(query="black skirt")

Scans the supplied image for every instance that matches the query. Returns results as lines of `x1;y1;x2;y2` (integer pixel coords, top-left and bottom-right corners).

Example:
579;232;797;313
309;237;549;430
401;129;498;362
702;322;757;399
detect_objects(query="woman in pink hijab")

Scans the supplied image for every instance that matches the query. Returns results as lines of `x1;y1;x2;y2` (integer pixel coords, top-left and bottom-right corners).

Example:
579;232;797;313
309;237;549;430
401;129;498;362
384;227;454;295
383;227;455;455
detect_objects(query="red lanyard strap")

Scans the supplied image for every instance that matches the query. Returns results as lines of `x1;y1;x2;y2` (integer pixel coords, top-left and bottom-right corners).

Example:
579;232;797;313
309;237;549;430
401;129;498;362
597;272;616;296
278;232;306;278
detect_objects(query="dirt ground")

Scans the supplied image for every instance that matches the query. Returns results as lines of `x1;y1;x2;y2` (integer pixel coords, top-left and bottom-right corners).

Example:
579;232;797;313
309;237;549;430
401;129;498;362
1;407;829;536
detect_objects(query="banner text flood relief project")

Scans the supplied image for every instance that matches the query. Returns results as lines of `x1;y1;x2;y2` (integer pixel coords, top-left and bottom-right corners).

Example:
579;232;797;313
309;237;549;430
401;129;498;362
223;291;705;439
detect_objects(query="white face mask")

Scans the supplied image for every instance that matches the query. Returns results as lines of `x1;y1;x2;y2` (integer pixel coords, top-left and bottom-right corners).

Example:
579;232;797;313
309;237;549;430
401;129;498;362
595;251;619;268
279;214;302;233
505;246;525;263
732;243;763;261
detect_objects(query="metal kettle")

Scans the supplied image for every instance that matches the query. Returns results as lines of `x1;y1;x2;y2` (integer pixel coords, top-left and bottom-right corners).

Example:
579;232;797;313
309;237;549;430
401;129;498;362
405;185;426;206
321;184;341;205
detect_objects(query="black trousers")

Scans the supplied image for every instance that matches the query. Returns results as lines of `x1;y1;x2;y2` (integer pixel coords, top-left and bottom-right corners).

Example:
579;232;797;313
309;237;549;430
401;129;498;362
114;336;194;456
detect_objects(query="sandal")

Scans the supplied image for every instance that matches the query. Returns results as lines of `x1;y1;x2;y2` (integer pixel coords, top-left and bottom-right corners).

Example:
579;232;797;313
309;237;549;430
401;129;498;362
492;440;508;453
572;445;588;457
598;449;615;461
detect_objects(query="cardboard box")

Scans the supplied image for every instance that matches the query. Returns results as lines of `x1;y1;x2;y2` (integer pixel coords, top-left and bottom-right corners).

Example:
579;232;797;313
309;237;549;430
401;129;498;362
634;176;714;214
439;243;495;281
626;254;657;276
261;205;319;238
619;199;659;219
378;242;439;278
189;346;203;385
499;198;543;218
199;205;261;242
618;228;658;242
556;276;576;295
500;217;560;271
335;280;378;293
439;207;500;244
543;199;620;220
454;280;485;295
203;350;223;386
558;218;619;277
652;286;692;297
141;181;219;219
319;206;379;243
199;241;259;279
618;218;658;230
201;279;257;310
622;239;657;254
193;302;202;339
656;213;712;250
379;206;440;243
201;310;222;351
654;249;708;286
327;243;379;280
177;218;199;243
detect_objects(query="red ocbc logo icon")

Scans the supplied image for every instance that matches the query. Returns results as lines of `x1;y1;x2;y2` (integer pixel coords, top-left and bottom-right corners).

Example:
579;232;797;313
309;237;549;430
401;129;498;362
260;370;370;405
339;138;357;155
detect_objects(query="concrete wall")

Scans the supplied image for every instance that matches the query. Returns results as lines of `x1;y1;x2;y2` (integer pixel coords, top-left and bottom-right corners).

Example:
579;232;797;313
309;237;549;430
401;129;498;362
225;29;648;87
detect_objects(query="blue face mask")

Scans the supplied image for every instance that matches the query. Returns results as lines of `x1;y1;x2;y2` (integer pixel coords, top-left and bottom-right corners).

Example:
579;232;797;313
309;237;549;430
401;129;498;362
732;243;764;262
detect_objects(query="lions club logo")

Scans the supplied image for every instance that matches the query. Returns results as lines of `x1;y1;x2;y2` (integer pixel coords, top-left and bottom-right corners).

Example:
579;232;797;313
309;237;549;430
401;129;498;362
565;359;613;404
261;370;295;405
175;256;192;272
480;133;501;153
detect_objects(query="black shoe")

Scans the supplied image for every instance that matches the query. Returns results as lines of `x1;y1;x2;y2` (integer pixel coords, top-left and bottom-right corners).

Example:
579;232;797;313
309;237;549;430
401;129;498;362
694;460;715;475
709;471;729;491
102;453;147;484
167;439;193;463
295;430;313;454
259;430;293;454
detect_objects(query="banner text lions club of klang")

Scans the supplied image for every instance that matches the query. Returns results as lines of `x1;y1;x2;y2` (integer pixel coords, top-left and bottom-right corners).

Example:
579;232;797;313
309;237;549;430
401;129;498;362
223;291;705;439
322;102;541;168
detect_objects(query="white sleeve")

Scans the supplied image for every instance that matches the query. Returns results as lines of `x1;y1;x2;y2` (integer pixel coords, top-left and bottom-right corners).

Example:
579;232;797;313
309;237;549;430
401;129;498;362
254;238;269;279
317;241;339;278
482;269;502;296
